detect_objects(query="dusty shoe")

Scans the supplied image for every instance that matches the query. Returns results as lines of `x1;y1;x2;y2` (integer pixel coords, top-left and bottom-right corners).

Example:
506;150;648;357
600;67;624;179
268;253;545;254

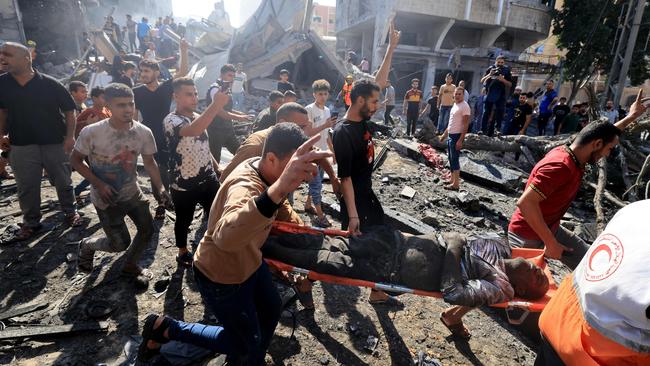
77;239;94;273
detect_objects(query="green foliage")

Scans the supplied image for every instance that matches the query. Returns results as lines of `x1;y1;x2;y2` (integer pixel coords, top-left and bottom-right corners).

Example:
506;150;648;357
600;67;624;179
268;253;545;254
553;0;650;86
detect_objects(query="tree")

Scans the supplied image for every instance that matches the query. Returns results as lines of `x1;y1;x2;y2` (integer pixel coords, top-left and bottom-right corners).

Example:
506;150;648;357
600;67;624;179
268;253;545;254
552;0;650;103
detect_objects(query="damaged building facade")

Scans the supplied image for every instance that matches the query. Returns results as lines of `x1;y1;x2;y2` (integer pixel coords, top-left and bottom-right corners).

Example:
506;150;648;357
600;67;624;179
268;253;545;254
336;0;553;97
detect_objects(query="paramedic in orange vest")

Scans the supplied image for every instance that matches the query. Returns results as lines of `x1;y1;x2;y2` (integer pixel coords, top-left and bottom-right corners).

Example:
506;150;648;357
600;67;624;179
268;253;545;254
537;199;650;365
338;75;353;111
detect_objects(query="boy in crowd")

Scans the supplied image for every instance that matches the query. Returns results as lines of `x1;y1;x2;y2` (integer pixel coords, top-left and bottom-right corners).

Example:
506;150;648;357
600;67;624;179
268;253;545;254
277;69;295;93
338;75;354;111
439;87;471;191
69;81;88;113
205;64;252;163
163;78;222;268
231;63;247;110
253;91;284;132
304;79;337;227
403;78;423;137
72;83;169;288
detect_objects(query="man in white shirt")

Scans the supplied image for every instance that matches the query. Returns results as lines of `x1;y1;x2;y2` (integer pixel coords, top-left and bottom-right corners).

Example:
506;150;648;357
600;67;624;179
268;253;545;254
439;87;471;190
232;63;247;111
304;79;337;227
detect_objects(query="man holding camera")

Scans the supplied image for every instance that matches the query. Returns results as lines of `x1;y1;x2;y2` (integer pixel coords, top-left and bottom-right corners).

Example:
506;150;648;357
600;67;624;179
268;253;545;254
480;55;512;136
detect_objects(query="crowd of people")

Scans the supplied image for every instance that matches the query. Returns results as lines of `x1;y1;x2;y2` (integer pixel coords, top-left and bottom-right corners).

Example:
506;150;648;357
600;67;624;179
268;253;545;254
1;15;649;365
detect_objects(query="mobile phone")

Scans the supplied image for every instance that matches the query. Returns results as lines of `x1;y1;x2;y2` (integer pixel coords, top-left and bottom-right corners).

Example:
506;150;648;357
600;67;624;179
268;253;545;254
331;111;339;119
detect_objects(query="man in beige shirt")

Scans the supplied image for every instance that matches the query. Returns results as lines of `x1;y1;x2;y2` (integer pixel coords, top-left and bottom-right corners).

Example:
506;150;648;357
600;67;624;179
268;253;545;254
138;123;332;364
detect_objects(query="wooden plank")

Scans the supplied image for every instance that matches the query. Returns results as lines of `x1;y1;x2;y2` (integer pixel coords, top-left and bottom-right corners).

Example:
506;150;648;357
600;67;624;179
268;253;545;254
0;302;49;321
0;322;109;340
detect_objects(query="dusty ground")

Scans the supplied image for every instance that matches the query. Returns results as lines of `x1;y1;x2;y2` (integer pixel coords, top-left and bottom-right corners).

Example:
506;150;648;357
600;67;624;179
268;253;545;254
0;131;609;365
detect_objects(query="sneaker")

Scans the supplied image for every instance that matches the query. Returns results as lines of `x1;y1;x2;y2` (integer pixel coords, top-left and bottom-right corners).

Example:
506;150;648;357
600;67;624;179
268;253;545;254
77;239;94;273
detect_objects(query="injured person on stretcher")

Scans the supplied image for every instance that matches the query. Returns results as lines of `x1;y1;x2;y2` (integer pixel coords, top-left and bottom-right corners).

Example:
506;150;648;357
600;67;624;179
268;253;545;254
262;226;549;339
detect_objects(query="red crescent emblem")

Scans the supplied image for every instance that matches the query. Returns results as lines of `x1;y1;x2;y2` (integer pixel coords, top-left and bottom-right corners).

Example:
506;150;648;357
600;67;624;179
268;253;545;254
585;234;624;282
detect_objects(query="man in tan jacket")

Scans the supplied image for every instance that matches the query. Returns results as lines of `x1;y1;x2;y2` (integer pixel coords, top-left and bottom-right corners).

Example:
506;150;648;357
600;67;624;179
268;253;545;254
137;123;332;364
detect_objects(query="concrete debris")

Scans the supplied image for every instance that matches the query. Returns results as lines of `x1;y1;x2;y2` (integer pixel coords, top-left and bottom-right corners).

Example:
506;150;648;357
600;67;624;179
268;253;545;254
400;186;417;199
459;156;523;192
0;302;49;322
364;335;379;353
453;191;481;212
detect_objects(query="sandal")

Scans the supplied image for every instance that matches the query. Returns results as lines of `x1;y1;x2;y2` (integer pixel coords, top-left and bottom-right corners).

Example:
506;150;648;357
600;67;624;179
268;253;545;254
176;251;193;268
154;205;166;220
66;212;83;227
440;313;471;340
137;313;172;362
14;224;42;242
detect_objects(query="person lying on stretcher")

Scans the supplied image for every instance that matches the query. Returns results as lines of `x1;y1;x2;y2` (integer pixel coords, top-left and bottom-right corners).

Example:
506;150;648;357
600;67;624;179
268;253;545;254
262;227;549;339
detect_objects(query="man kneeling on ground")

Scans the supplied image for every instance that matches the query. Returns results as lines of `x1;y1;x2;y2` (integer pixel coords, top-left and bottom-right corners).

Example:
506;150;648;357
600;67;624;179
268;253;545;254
262;228;549;339
137;123;332;364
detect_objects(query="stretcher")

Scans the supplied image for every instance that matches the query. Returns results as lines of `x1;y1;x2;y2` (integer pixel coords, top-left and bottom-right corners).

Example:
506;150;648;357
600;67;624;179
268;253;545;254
267;222;557;324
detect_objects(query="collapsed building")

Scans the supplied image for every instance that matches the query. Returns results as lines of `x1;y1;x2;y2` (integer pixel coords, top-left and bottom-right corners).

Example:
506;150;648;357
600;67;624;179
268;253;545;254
335;0;554;98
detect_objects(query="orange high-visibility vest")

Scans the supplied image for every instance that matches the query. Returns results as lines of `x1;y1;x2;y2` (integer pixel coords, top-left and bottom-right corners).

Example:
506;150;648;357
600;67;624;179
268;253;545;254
539;200;650;366
342;83;352;106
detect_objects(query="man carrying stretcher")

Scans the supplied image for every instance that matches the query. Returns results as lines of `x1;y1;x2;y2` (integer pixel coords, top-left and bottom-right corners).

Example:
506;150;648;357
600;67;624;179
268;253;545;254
262;227;549;339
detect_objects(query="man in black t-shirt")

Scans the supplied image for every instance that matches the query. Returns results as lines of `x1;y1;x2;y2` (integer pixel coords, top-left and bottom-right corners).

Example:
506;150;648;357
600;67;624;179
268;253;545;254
277;69;295;94
552;97;570;135
510;94;533;135
0;42;82;241
133;39;188;218
333;21;400;305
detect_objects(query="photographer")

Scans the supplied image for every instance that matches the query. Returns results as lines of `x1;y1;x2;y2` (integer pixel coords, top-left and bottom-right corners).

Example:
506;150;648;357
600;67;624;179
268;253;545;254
480;55;512;136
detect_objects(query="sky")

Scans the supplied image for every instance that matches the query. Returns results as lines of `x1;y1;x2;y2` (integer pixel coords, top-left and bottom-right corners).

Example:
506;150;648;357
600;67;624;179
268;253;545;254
172;0;336;28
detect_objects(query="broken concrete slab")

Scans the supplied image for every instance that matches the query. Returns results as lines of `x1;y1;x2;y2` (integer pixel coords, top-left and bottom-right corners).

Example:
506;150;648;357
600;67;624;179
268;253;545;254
390;139;524;192
0;302;49;321
459;156;523;192
0;321;109;340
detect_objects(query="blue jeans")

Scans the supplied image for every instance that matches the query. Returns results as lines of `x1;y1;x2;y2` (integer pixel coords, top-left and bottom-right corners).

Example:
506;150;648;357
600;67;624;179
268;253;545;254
179;262;282;364
232;93;245;111
308;168;324;205
447;133;461;171
437;105;452;132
